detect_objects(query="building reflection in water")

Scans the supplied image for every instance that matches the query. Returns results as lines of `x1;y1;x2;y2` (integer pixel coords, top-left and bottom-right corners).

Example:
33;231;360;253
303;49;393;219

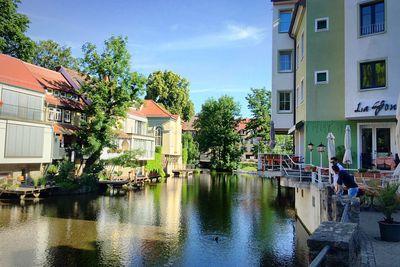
0;174;308;266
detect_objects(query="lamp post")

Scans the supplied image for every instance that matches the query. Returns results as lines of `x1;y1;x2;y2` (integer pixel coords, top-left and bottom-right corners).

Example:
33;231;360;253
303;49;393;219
308;142;314;165
317;143;326;168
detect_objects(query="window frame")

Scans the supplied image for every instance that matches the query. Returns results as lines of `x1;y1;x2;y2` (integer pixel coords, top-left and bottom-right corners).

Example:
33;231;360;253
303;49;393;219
279;10;292;33
277;91;292;113
63;110;71;123
278;50;293;73
314;70;329;85
359;59;387;91
48;107;62;122
155;126;163;146
315;17;329;32
359;0;385;37
300;32;305;60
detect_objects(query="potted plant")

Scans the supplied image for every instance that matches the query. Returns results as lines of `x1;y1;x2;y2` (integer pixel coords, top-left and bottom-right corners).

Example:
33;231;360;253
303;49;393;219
378;183;400;242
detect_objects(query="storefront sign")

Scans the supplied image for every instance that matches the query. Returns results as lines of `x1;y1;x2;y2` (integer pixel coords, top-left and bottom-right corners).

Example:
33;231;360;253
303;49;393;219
354;100;397;116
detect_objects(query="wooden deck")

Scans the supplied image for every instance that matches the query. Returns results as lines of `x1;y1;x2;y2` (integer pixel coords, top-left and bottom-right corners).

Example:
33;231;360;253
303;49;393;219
172;169;194;178
0;186;59;200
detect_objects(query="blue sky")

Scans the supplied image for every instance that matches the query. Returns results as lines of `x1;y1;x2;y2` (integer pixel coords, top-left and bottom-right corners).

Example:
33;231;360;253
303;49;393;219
19;0;273;117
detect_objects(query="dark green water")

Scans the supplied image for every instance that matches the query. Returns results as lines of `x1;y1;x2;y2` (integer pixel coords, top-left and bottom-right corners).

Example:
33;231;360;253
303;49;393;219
0;173;309;266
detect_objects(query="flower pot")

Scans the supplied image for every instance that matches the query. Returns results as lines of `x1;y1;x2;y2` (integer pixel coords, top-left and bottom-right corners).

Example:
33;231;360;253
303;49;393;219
378;221;400;242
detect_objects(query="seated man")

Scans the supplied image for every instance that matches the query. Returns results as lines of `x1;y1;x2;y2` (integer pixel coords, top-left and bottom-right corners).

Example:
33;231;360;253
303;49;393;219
332;165;358;198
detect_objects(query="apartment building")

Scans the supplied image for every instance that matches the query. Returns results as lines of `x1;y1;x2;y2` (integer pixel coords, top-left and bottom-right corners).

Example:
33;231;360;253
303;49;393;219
271;0;399;169
24;63;86;161
0;54;53;179
141;100;182;174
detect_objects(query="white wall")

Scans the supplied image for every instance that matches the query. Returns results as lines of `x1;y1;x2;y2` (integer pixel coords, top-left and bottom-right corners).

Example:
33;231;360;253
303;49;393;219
271;3;295;131
345;0;400;119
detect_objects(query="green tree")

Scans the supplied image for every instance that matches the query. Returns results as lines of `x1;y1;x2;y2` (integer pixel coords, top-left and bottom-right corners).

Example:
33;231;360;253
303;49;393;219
145;70;194;121
76;36;146;173
245;88;271;153
0;0;36;61
182;132;200;166
31;40;79;70
195;96;241;171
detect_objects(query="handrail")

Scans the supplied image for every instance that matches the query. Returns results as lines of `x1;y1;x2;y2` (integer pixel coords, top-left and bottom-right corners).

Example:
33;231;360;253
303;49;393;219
309;245;330;267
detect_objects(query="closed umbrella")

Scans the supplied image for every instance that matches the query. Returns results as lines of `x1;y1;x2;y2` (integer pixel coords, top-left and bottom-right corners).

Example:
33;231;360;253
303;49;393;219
394;93;400;177
269;121;276;149
343;125;353;166
327;132;336;173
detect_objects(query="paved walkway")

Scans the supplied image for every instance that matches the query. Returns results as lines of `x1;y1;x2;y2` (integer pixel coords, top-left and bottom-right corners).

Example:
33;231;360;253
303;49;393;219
359;211;400;267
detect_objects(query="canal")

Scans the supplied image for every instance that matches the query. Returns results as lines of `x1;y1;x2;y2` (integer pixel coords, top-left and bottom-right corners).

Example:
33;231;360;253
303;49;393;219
0;173;309;266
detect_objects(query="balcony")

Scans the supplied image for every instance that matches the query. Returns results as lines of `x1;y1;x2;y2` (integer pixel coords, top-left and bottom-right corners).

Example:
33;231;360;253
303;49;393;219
360;22;385;36
0;103;43;122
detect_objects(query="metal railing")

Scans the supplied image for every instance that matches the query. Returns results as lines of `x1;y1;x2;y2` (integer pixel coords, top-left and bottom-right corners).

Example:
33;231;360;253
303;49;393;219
361;22;385;36
0;103;43;121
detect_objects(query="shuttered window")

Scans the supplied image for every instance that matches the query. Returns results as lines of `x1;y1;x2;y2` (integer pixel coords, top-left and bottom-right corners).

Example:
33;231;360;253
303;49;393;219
5;123;44;157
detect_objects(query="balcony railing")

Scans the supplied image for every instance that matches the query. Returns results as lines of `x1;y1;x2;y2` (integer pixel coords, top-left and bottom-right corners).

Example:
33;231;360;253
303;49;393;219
361;22;385;36
0;103;43;122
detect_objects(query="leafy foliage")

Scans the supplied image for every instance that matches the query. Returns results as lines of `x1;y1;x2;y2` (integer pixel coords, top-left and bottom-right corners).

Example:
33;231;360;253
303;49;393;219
245;88;271;153
195;95;241;171
145;146;165;177
76;36;146;172
145;70;194;121
182;132;199;166
378;183;400;223
31;40;79;70
0;0;36;61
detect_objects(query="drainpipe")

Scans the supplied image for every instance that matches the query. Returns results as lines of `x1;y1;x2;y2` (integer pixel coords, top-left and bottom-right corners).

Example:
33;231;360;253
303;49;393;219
289;34;296;153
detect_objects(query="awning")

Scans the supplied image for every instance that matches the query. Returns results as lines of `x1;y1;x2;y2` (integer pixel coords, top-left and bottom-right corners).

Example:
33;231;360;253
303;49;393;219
288;120;304;134
53;124;78;135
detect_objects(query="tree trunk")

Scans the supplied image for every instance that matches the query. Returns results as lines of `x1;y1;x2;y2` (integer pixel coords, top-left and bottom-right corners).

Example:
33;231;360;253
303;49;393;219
83;150;101;174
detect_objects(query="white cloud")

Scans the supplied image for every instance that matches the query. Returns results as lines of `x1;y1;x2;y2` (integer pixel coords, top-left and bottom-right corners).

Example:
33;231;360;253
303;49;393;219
158;23;266;51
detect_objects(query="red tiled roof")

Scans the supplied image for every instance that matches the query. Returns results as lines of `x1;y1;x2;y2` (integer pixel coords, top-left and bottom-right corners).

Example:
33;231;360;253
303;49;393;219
0;54;44;93
237;118;251;131
182;115;197;131
53;123;78;135
140;100;178;119
127;107;146;118
45;95;85;110
24;62;75;93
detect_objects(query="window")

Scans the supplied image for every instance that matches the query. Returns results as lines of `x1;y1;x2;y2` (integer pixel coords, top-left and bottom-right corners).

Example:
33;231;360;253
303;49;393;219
54;90;60;96
60;92;66;98
80;113;86;122
278;50;292;72
296;44;300;68
360;1;385;36
279;10;292;33
360;60;386;89
155;127;163;146
296;86;300;106
299;79;304;104
315;17;329;32
315;70;329;84
278;91;291;112
48;107;62;121
46;89;53;95
135;121;145;135
301;32;304;59
64;110;71;123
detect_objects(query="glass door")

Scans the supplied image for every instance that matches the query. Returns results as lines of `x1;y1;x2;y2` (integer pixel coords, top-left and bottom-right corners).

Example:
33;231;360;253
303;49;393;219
361;128;373;169
360;125;394;170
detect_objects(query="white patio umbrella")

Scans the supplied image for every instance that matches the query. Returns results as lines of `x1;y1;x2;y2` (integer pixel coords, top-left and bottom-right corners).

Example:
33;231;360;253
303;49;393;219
394;93;400;177
327;132;336;174
343;125;353;166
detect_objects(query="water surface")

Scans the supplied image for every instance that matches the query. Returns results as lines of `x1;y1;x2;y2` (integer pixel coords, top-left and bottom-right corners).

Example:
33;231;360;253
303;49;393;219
0;173;308;266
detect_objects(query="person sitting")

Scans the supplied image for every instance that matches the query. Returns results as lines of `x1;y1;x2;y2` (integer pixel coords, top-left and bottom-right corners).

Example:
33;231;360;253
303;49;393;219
332;165;359;198
330;157;344;186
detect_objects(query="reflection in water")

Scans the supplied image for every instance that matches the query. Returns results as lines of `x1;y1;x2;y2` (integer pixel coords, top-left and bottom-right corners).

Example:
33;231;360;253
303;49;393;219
0;173;308;266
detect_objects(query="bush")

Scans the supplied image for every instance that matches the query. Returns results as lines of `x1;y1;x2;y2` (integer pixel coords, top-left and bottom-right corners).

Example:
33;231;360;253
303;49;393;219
193;168;201;174
56;160;75;182
378;183;400;223
146;146;165;177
